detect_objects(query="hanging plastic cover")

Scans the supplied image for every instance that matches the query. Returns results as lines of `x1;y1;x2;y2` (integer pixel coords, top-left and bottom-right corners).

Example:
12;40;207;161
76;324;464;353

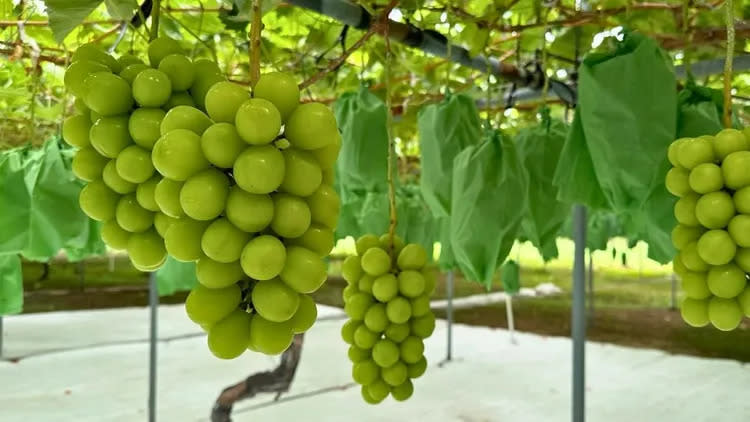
156;256;199;296
450;129;529;288
500;260;520;295
0;254;23;315
516;110;570;261
677;81;729;138
0;147;32;255
418;92;482;218
398;183;438;258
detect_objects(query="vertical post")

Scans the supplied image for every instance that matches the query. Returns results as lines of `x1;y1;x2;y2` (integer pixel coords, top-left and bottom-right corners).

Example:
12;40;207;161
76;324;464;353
670;273;677;310
587;253;594;322
572;205;587;422
0;316;4;359
445;270;454;362
506;294;517;344
148;272;158;422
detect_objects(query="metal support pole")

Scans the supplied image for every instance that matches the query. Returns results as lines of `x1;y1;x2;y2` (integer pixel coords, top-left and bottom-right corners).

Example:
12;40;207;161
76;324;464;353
572;205;587;422
587;253;594;323
148;273;158;422
506;294;517;345
670;273;677;310
445;270;454;362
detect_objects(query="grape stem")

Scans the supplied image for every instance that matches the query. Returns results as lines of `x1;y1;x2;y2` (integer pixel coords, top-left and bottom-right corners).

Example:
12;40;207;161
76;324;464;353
384;1;398;256
249;0;263;88
149;0;161;42
722;0;734;128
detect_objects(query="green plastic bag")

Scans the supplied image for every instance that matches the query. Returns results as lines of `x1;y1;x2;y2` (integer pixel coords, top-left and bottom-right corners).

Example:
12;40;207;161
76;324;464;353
64;219;106;262
677;81;726;138
587;211;623;252
418;92;482;218
156;256;199;296
516;112;570;261
0;148;32;255
450;129;529;288
398;184;437;258
500;260;520;295
436;217;456;270
0;254;23;315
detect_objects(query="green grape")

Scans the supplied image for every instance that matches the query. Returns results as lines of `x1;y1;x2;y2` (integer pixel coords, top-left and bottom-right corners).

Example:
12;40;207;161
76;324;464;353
90;115;132;158
205;81;249;123
74;98;90;116
288;224;334;257
235;98;281;145
119;63;149;85
79;179;119;221
410;294;431;317
411;314;436;339
152;129;210;181
280;148;322;197
201;218;250;263
738;287;750;317
153;212;179;238
681;297;710;327
345;293;374;321
225;186;274;232
382;361;408;387
208;310;252;359
364;303;388;332
354;325;378;349
158;54;195;91
240;235;286;280
352;359;380;385
343;284;359;301
285;103;338;150
201;123;245;168
127;229;166;269
397;244;427;270
707;263;747;299
391;379;414;401
279;246;327;293
100;219;130;250
398;270;425;298
196;257;244;289
117;54;142;68
148;36;183;67
89;109;101;124
379;233;405;256
386;297;412;324
185;283;241;325
407;356;427;378
253;72;300;121
116;145;155;183
680;271;711;300
103;160;136;194
365;380;390;403
422;267;437;295
385;322;410;343
399;336;424;364
190;59;225;109
252;278;301;322
358;274;374;294
165;219;211;262
72;147;108;182
84;72;133;116
180;168;229;220
307;184;340;230
372;274;398;302
342;257;362;285
128;108;165;149
72;44;120;72
372;339;400;367
361;386;380;405
322;167;334;185
361;247;391;277
160;105;213;136
163;91;197;109
62;114;91;148
248;315;294;355
64;60;110;98
310;133;341;169
348;345;371;363
133;69;172;107
356;234;380;256
154;178;185;218
136;176;161;212
116;194;155;232
289;294;317;333
233;145;285;194
271;194;311;238
341;319;360;344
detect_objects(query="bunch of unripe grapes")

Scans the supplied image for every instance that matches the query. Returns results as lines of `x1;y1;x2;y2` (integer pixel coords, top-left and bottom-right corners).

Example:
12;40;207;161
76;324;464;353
62;37;342;358
665;127;750;331
340;234;437;404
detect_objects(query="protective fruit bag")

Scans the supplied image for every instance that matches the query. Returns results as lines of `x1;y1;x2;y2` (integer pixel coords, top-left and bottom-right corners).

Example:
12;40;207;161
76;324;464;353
0;147;32;255
0;254;23;315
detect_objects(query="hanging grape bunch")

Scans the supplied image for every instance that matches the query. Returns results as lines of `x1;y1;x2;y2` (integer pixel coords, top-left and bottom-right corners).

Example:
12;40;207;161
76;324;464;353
340;234;437;404
666;127;750;330
62;37;342;359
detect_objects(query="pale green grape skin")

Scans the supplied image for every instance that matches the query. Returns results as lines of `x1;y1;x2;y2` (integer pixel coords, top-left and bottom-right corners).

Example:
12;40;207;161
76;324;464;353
74;98;89;116
62;114;92;148
279;246;327;293
341;319;360;344
398;270;426;298
385;322;410;343
399;336;424;364
133;69;172;107
411;313;436;338
89;110;101;124
391;379;414;401
342;256;362;284
103;160;136;194
410;294;431;318
79;179;120;221
64;60;110;98
90;115;132;158
72;147;108;182
248;315;294;355
184;283;242;326
179;168;230;221
252;278;301;322
158;54;195;91
189;59;225;110
285;103;338;150
372;274;398;302
201;218;250;263
288;224;334;257
280;148;322;197
240;235;287;280
154;178;185;218
153;212;180;238
208;310;252;360
100;219;131;250
84;72;133;116
307;184;340;230
310;133;341;169
382;361;408;387
361;247;391;277
225;187;274;232
164;219;211;262
196;257;244;289
127;229;167;269
354;325;378;349
365;380;390;403
72;44;120;72
201;123;245;168
352;359;380;385
205;81;250;123
361;386;382;405
136;176;162;212
233;145;285;194
163;91;197;109
407;356;427;378
363;303;388;333
235;98;282;145
289;294;317;333
348;345;371;363
386;297;412;324
344;293;374;321
128;108;165;149
152;129;210;181
356;234;380;256
148;37;183;67
116;194;155;233
160;105;213;136
119;63;149;85
271;194;311;238
372;339;400;367
397;244;428;270
253;72;300;121
359;275;374;294
117;54;142;68
116;145;155;184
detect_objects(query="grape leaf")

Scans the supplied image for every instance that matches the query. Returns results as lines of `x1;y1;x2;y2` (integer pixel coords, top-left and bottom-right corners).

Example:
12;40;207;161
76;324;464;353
103;0;137;20
43;0;104;43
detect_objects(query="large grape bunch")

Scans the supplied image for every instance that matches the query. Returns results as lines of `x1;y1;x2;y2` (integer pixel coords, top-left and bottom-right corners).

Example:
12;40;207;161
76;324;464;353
666;127;750;331
340;234;437;404
62;37;342;359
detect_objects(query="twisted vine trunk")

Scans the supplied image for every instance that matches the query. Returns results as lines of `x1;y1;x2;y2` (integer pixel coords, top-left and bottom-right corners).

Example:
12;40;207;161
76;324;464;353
210;334;305;422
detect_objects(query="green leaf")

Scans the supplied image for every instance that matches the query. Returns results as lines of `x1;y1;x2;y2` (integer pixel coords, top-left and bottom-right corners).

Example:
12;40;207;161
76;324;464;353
43;0;103;43
104;0;137;20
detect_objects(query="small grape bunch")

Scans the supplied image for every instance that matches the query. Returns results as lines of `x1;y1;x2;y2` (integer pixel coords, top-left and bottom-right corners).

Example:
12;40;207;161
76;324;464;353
340;234;437;404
